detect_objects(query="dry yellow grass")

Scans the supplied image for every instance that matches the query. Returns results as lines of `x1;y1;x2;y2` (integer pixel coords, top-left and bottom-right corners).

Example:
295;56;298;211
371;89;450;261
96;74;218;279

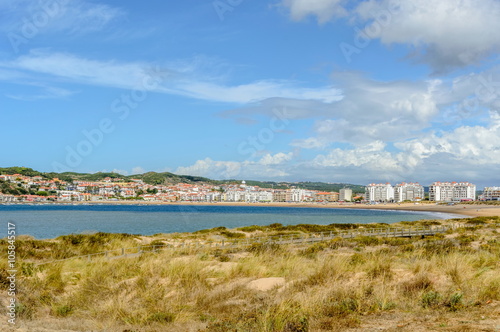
1;216;499;331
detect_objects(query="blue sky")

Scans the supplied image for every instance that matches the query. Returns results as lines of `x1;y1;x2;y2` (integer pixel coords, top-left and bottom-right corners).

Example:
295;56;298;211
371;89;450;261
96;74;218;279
1;0;499;187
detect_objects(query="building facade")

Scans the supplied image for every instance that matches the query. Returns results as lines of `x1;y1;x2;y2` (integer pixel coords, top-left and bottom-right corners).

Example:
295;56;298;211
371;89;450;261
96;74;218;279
339;188;352;201
429;182;476;202
482;187;500;201
365;183;394;202
394;182;424;202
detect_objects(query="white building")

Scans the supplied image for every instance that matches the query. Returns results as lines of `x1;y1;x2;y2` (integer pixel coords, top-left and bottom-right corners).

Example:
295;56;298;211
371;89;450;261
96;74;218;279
290;189;307;202
429;182;476;202
394;182;424;202
339;188;352;202
365;183;394;202
482;187;500;201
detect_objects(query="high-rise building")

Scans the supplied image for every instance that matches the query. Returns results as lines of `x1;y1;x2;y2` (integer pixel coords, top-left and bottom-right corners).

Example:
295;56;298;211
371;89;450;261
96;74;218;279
394;182;424;202
429;182;476;202
365;183;394;202
339;188;353;201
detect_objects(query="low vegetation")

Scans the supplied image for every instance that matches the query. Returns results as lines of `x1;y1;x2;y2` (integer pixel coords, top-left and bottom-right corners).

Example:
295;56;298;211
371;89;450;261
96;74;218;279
1;216;499;331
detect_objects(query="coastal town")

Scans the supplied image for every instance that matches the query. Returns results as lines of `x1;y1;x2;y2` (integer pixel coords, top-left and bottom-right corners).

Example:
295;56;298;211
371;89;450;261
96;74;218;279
0;173;498;204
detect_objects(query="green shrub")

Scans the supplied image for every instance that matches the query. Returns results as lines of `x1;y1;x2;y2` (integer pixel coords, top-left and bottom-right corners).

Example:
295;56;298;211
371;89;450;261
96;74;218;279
237;225;265;232
220;231;245;239
145;312;175;323
445;292;463;311
422;291;442;308
300;242;326;258
53;304;73;317
353;236;381;247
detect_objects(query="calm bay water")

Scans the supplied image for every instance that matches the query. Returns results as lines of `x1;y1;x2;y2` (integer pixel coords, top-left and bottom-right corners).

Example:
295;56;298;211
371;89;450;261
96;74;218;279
0;204;459;239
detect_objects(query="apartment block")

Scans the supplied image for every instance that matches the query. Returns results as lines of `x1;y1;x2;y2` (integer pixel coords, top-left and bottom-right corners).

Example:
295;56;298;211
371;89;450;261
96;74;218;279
315;192;339;202
339;188;352;201
483;187;500;200
429;182;476;202
365;183;394;202
394;182;424;202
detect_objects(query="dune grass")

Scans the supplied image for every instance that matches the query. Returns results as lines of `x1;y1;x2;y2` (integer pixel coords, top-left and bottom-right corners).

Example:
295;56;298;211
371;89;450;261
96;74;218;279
1;216;499;331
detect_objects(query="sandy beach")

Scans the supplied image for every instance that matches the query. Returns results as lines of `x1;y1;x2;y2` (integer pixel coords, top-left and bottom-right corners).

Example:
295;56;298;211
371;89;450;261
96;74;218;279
27;200;500;218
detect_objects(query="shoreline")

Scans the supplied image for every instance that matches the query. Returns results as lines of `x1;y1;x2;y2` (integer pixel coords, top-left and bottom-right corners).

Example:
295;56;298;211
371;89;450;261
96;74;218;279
3;200;499;218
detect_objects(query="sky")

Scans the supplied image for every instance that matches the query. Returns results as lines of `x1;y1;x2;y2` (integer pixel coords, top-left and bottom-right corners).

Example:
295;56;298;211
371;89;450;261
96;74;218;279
0;0;499;187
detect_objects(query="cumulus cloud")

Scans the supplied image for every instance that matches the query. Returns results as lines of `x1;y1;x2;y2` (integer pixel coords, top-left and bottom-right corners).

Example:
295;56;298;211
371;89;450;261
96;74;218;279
295;112;500;184
175;153;295;180
245;72;439;146
356;0;500;73
281;0;500;72
258;152;293;165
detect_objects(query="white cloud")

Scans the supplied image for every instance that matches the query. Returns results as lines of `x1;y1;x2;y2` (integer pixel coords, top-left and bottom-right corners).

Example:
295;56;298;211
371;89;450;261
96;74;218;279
240;72;439;146
132;167;145;175
0;51;341;104
281;0;500;72
356;0;500;73
258;152;293;165
313;141;392;167
396;112;500;166
175;113;500;185
299;112;500;183
6;83;76;100
176;158;243;179
0;0;124;35
112;169;129;176
175;153;295;180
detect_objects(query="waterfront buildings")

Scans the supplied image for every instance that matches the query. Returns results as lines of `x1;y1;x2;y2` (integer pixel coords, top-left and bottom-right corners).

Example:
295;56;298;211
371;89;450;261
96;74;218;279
315;192;339;202
365;183;394;202
482;187;500;201
0;172;484;204
429;182;476;202
339;188;352;201
394;182;424;202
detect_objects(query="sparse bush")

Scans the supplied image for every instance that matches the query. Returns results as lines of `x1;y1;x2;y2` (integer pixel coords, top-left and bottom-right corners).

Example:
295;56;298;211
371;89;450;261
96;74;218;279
400;274;433;294
53;304;73;317
145;312;175;323
422;291;442;308
248;242;282;255
300;242;326;258
349;253;365;266
237;225;265;232
445;292;464;311
220;231;246;238
353;236;382;247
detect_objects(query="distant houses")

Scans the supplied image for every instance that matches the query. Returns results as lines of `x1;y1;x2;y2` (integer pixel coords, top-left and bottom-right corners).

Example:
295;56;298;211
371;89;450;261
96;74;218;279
0;172;494;204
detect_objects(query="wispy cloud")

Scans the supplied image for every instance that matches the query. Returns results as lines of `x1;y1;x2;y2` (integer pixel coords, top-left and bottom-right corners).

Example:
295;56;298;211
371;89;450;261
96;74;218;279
6;83;76;101
0;0;124;35
0;50;341;104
